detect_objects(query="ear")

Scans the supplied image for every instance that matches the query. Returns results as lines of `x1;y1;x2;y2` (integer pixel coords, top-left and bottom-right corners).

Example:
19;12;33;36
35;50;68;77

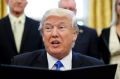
72;31;78;42
41;33;45;42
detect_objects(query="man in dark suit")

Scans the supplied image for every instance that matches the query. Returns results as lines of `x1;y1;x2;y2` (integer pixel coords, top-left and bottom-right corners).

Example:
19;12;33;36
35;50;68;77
12;8;104;70
0;0;44;64
58;0;100;59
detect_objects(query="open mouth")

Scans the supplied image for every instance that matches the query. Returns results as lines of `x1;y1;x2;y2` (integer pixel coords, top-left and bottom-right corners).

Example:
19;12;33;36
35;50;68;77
51;40;60;47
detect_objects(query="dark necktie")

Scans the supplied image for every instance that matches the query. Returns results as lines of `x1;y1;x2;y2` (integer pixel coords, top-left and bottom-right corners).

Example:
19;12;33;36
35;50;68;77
54;61;63;71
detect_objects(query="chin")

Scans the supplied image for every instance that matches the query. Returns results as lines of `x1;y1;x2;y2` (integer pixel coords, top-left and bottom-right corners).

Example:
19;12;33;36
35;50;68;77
50;49;63;54
51;50;61;53
14;9;23;13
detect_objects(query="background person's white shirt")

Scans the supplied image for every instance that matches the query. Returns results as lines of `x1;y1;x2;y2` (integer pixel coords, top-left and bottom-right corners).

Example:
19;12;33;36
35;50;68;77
9;14;25;52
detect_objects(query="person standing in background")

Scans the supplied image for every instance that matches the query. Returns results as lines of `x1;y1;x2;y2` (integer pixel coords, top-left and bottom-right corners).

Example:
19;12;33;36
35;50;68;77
99;0;120;78
58;0;100;59
0;0;44;64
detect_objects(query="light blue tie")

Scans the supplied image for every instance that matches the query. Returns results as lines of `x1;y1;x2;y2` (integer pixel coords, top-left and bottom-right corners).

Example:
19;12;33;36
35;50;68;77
54;61;63;71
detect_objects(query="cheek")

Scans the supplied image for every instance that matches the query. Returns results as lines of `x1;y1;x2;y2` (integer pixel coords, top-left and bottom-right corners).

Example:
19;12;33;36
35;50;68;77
62;33;75;44
73;34;77;42
67;34;77;45
42;33;50;43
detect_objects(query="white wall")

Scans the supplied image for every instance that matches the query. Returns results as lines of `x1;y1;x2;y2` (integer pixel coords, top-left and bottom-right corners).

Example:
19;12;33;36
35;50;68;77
7;0;88;25
25;0;88;23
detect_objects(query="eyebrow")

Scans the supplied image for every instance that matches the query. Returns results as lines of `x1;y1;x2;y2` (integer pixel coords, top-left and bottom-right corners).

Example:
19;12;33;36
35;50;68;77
44;21;66;25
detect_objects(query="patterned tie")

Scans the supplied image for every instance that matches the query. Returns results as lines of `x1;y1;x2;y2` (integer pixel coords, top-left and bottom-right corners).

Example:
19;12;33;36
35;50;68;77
54;61;63;71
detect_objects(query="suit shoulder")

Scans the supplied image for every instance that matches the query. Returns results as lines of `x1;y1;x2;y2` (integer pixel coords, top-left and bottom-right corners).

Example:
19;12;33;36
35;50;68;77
73;52;104;65
78;25;97;34
26;16;39;23
0;16;10;31
26;16;40;29
12;50;45;65
0;16;9;24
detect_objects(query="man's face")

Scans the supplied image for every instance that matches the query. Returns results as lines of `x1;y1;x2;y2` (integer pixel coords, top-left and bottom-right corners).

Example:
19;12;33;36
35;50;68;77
42;15;77;59
59;0;76;14
8;0;27;15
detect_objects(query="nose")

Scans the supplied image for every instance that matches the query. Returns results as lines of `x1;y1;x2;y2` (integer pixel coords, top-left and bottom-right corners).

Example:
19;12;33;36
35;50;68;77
51;28;59;38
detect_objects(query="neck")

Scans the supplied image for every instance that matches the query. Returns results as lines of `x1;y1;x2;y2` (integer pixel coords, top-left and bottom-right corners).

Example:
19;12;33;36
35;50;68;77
54;55;64;60
11;12;23;18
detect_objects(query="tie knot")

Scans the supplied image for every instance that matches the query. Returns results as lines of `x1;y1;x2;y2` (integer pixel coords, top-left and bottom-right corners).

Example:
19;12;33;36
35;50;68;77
15;19;21;23
17;20;22;24
54;61;63;71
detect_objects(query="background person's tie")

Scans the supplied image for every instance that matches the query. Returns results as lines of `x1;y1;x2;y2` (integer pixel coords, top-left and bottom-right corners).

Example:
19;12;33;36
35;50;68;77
54;61;63;71
13;20;22;52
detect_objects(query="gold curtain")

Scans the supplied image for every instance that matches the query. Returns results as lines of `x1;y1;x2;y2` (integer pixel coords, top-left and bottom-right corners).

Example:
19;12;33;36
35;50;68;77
88;0;113;35
0;0;6;19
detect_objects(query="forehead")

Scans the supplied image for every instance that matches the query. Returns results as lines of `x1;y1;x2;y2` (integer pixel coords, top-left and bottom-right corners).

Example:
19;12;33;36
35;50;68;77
116;0;120;3
44;15;72;24
8;0;27;2
60;0;75;7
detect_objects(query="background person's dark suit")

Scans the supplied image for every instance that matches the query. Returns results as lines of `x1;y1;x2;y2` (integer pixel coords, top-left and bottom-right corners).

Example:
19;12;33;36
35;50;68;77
0;16;44;64
98;28;111;64
72;25;100;59
11;49;103;68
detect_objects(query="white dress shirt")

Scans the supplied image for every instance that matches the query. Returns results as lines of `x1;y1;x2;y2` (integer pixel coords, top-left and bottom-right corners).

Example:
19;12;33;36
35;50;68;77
47;50;72;71
9;14;25;52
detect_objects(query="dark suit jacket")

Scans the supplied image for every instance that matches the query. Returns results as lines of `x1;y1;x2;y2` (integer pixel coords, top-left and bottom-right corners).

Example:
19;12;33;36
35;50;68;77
98;28;111;64
72;25;99;59
11;49;104;69
0;15;44;64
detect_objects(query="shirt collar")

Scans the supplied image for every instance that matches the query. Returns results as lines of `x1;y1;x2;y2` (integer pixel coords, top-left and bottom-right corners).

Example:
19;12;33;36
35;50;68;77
61;50;72;70
9;13;25;25
47;53;58;70
47;50;72;70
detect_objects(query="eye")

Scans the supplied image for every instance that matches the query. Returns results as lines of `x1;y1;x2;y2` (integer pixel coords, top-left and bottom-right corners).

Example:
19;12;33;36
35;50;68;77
45;26;52;29
44;24;53;32
58;24;66;30
59;25;65;29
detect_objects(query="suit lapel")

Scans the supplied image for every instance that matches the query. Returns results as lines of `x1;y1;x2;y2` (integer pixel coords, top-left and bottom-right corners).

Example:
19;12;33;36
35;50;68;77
4;16;17;53
102;28;110;49
77;25;84;39
20;17;30;52
30;50;48;69
74;25;85;48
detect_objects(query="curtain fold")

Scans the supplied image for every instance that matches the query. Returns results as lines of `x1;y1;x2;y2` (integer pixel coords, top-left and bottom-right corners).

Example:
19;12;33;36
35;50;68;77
88;0;112;35
0;0;7;19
